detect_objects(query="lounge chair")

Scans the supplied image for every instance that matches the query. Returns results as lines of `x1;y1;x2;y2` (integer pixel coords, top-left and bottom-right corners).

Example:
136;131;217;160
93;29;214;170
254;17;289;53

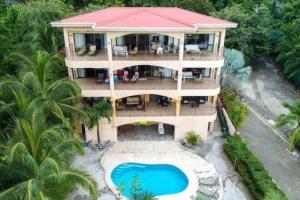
88;45;96;55
77;46;86;56
129;46;138;56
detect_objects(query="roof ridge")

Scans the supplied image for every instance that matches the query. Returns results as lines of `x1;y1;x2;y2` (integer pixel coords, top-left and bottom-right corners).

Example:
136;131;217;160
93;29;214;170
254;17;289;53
95;8;146;26
144;8;192;27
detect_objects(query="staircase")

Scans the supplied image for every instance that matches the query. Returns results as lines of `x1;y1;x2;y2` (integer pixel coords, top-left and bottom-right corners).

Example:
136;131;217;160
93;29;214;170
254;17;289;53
213;117;222;132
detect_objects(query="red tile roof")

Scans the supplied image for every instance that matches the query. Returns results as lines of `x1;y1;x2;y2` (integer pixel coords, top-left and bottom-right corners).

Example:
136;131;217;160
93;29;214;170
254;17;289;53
51;7;237;29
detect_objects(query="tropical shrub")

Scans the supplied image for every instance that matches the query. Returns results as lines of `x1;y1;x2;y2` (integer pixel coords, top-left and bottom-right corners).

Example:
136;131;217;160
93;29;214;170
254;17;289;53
220;88;249;129
275;101;300;151
186;131;201;146
224;136;287;200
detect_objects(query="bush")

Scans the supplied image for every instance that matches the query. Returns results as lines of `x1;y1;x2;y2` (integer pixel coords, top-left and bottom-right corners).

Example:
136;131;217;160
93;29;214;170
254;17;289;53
186;132;201;146
220;88;249;129
224;136;287;200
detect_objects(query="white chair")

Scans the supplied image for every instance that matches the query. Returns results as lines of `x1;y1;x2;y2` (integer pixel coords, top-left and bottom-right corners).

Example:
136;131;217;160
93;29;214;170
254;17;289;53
156;47;163;55
158;123;164;135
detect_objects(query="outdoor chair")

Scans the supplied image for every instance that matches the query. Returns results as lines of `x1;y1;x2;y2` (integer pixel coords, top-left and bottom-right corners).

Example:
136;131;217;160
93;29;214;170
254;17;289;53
131;71;139;82
77;46;86;56
96;72;105;83
129;46;138;56
116;102;124;110
136;102;145;110
88;45;96;55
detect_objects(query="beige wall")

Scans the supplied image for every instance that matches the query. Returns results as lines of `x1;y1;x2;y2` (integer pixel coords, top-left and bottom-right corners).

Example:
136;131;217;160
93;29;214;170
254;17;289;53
85;114;217;142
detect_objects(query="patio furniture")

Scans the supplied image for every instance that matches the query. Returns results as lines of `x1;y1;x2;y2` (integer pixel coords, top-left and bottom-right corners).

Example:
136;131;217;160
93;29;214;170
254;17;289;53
182;97;190;104
194;74;203;81
116;102;124;110
96;72;105;83
158;96;169;106
129;46;138;56
158;123;164;135
156;47;163;54
149;46;155;53
126;96;140;107
88;45;96;55
182;71;193;82
77;46;86;56
185;44;201;53
131;71;139;82
136;102;145;110
113;45;128;56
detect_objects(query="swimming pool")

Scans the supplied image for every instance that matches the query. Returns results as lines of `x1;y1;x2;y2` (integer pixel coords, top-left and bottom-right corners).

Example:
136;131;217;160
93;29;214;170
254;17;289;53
111;163;189;197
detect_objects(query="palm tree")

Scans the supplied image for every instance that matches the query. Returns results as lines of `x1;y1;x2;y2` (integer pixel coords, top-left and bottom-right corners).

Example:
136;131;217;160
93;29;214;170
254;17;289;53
85;101;113;143
275;101;300;151
0;51;88;130
0;108;97;200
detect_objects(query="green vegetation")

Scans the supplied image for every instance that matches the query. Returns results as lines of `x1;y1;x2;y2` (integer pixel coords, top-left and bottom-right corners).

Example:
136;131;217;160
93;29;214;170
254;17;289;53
224;136;288;200
0;51;97;199
220;88;249;129
275;101;300;152
85;101;113;143
186;131;201;146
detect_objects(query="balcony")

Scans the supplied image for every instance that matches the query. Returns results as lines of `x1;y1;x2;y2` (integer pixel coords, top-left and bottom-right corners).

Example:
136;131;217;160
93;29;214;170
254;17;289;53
113;51;179;61
184;52;222;61
181;78;219;89
116;101;215;117
180;102;216;116
115;77;176;90
68;51;108;61
73;78;110;90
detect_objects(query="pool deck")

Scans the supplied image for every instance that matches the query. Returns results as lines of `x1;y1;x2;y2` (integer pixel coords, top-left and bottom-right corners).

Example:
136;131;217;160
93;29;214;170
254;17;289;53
101;141;222;200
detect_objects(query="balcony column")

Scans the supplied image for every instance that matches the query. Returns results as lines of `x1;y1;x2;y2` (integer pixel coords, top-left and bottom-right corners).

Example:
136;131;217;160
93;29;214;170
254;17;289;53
176;97;181;116
213;32;220;54
219;30;226;57
63;28;70;57
110;97;116;127
109;68;115;91
67;68;74;80
212;95;218;106
178;34;184;92
106;33;113;61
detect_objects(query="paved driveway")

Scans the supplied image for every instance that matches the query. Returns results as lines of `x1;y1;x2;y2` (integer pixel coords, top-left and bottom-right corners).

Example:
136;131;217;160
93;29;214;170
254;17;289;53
240;111;300;200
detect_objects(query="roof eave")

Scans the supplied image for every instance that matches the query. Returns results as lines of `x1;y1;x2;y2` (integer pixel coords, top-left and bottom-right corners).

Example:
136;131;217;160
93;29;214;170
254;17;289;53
50;22;96;27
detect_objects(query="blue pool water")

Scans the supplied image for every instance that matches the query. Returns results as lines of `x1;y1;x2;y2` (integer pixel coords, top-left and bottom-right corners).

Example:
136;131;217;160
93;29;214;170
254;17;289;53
111;163;189;197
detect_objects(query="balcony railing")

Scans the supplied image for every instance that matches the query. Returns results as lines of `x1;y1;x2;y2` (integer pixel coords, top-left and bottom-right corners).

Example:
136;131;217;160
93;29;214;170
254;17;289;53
67;50;108;61
73;78;110;90
115;77;177;90
113;50;179;61
180;102;216;116
181;78;219;89
184;52;222;61
74;77;219;91
116;101;216;117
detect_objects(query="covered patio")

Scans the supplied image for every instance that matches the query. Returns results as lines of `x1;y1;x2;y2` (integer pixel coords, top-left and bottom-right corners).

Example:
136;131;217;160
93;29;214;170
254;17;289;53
117;123;174;141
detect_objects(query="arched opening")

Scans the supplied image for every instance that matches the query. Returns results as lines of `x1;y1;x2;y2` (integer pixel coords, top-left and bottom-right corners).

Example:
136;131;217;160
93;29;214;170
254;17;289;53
117;121;175;141
115;94;176;116
111;33;180;60
114;65;177;90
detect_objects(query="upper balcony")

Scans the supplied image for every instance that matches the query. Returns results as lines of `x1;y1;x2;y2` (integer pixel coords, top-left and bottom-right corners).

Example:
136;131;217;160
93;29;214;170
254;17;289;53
65;32;224;68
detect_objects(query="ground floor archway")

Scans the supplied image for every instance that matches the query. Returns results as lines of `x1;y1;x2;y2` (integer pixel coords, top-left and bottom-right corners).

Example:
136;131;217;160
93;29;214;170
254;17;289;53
117;122;174;141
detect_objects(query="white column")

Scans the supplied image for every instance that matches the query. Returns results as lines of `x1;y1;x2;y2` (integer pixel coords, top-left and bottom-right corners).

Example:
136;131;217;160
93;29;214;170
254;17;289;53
219;30;226;57
63;28;70;57
177;34;184;92
68;68;74;80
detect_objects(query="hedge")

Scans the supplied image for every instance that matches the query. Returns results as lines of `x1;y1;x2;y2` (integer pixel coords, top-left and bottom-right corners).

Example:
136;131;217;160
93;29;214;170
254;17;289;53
224;136;288;200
